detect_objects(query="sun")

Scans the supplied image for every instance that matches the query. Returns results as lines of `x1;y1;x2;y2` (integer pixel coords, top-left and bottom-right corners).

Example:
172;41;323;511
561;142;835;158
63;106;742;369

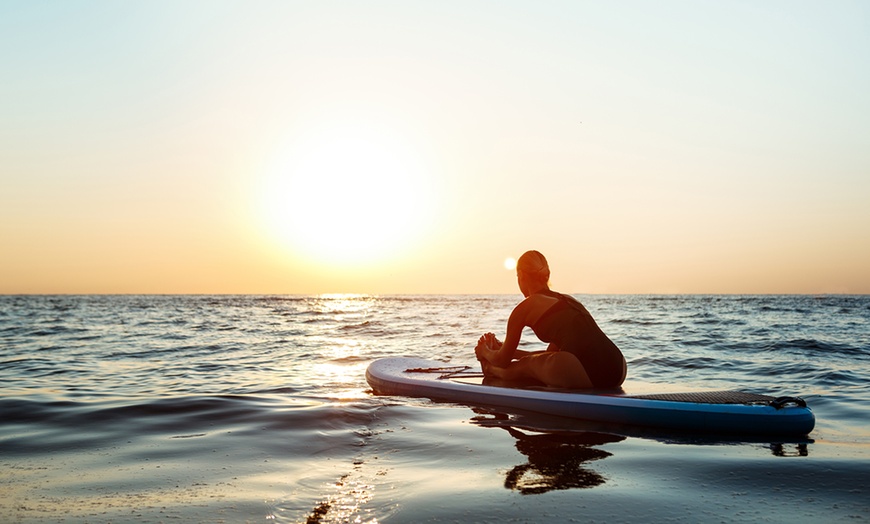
257;122;434;266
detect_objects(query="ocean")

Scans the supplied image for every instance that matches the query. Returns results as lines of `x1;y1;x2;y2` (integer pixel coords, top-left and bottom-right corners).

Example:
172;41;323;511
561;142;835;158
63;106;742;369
1;294;868;523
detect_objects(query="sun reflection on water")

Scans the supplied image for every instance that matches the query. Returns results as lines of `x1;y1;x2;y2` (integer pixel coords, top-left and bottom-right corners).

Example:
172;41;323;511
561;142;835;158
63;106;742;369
312;294;379;315
314;360;370;400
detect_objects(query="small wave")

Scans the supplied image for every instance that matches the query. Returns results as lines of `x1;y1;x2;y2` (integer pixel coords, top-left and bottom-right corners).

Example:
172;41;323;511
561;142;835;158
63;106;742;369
812;369;867;388
251;386;301;395
327;354;372;364
0;398;85;425
338;320;398;337
0;356;54;369
630;355;721;370
2;395;294;432
610;318;678;326
751;361;821;381
253;295;308;304
102;345;187;360
759;305;811;314
762;339;865;356
0;394;381;464
340;320;377;330
23;325;90;337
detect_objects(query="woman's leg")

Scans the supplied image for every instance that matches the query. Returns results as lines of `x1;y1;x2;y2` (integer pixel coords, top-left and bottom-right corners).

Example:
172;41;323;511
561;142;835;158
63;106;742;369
484;352;594;389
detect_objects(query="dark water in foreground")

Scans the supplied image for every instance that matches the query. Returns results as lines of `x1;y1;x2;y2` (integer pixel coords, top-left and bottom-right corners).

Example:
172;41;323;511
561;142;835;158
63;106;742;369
1;294;868;523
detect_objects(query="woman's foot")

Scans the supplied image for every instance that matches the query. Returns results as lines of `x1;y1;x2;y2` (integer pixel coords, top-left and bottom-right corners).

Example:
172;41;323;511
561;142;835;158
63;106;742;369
479;358;496;377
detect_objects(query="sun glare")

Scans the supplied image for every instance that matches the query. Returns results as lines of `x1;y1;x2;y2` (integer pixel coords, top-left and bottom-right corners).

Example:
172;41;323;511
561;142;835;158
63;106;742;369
258;122;434;266
504;257;517;270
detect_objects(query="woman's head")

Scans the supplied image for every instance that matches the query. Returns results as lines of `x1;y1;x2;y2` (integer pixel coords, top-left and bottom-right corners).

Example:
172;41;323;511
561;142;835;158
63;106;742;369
516;250;550;294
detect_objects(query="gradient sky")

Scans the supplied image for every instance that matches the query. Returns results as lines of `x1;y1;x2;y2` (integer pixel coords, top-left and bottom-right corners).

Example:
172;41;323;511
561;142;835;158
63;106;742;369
2;1;868;294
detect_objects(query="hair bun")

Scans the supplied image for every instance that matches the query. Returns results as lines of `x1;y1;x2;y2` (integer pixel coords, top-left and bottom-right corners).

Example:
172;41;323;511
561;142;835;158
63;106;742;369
517;250;549;274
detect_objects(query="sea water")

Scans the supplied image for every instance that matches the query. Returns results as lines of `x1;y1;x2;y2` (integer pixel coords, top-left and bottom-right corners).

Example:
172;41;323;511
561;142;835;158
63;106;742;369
1;295;868;522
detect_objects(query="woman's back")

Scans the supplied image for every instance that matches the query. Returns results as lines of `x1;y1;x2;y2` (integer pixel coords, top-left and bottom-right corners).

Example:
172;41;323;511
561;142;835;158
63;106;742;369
530;291;625;388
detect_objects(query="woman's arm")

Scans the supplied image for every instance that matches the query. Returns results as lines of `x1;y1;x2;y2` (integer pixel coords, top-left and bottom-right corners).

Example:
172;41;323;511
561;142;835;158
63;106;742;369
476;302;529;367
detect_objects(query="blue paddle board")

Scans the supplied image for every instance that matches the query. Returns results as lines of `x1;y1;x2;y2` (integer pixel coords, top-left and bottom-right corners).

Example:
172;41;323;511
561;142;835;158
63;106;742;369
366;357;815;436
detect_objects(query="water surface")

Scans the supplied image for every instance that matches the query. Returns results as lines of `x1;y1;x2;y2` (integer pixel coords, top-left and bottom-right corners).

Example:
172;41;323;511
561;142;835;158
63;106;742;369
1;295;868;522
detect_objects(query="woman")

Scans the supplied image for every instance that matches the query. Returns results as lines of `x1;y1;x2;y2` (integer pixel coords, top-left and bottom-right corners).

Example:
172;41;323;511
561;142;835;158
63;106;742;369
475;250;626;389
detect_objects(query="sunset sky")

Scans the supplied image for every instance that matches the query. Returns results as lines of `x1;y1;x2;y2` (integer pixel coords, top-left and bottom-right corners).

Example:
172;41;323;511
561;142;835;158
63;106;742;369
2;1;868;295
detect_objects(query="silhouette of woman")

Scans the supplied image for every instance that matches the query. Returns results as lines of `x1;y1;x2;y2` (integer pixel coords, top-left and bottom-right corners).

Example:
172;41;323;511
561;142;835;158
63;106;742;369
475;250;626;389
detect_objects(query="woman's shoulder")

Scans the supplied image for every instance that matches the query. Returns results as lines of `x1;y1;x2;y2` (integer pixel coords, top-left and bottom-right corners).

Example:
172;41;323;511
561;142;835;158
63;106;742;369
517;290;559;307
516;292;561;326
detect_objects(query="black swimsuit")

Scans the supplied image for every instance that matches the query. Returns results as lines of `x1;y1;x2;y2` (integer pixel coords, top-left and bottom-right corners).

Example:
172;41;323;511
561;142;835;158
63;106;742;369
530;291;624;388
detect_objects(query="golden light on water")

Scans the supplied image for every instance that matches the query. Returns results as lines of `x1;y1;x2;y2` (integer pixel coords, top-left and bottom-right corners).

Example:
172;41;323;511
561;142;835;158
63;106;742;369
311;294;377;315
315;349;370;401
314;361;369;401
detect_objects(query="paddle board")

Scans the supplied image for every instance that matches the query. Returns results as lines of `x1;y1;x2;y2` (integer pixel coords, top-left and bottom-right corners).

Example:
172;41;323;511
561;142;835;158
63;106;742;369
366;357;815;436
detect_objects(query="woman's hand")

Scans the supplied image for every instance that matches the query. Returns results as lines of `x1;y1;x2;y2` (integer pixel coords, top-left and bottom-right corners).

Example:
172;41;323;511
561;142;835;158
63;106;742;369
483;332;502;348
